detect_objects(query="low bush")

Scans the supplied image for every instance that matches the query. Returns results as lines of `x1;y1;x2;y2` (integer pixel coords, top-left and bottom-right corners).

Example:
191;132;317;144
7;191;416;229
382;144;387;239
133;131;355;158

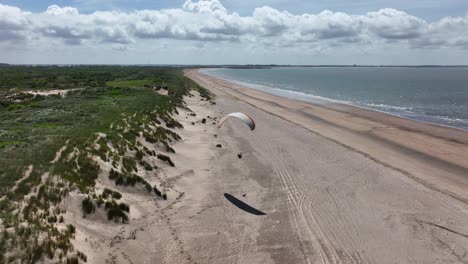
119;203;129;213
135;149;144;160
153;186;162;197
107;207;128;223
81;197;95;216
139;160;153;171
67;224;75;234
66;257;79;264
109;169;152;192
102;188;122;200
157;154;175;167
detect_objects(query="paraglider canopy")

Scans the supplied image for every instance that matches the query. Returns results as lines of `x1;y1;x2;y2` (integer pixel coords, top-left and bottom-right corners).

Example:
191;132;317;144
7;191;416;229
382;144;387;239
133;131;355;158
218;112;255;131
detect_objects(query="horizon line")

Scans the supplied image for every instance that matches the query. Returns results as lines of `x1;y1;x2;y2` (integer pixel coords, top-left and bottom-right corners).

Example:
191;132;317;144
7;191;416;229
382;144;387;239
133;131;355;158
2;63;468;67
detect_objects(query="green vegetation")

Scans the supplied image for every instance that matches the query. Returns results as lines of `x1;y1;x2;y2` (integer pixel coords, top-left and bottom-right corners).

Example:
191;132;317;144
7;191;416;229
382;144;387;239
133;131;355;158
104;200;129;223
153;186;162;197
152;185;167;200
109;169;152;191
33;123;61;129
0;66;212;263
106;79;154;88
81;196;96;216
157;154;175;167
102;188;122;200
0;140;23;149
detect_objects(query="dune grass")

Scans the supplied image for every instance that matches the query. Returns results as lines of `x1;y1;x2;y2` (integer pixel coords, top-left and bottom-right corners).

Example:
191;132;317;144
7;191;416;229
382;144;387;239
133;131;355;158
0;66;212;263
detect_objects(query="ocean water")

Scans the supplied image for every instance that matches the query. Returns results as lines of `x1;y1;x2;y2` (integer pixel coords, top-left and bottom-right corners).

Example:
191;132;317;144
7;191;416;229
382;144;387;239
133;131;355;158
203;67;468;130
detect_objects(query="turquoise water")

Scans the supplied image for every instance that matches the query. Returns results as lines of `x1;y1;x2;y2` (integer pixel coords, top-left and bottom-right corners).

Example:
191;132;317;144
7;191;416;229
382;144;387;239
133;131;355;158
204;67;468;130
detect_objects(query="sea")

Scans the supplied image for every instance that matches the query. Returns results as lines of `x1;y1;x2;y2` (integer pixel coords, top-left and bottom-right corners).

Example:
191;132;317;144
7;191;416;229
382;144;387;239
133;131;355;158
203;67;468;130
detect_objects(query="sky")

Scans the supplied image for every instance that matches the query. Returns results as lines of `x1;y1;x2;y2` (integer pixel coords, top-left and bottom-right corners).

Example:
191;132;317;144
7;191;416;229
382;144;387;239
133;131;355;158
1;0;468;65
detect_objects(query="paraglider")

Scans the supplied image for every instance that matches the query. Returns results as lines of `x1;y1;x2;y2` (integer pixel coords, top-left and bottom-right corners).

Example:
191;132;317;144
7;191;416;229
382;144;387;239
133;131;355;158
218;112;255;131
217;112;255;200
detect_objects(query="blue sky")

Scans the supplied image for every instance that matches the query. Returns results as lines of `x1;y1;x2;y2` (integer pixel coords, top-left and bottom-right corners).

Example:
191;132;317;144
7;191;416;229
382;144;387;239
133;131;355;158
1;0;468;64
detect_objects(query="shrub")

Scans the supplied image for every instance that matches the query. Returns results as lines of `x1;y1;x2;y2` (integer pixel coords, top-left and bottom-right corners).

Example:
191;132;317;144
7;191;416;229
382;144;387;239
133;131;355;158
81;197;95;216
107;207;128;223
103;188;122;200
163;116;183;129
111;191;122;200
143;181;152;192
157;154;174;167
109;169;119;180
163;142;175;153
103;200;130;223
153;186;161;197
139;160;153;171
8;103;24;111
66;257;79;264
122;157;137;173
143;147;153;156
135;149;144;160
104;201;114;210
67;224;76;234
109;170;151;191
118;203;129;213
48;215;57;223
77;251;87;262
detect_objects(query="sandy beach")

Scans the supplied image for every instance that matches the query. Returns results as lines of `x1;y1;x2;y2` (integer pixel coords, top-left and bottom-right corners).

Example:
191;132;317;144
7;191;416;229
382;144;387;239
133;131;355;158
176;69;468;264
64;69;468;264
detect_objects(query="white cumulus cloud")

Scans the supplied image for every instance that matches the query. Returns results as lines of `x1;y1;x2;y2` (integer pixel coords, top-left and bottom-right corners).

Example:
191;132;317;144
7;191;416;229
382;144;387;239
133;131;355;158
1;0;468;64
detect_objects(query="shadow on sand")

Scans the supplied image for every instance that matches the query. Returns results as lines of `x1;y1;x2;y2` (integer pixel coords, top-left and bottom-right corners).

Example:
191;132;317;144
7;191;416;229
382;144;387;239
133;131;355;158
223;193;266;216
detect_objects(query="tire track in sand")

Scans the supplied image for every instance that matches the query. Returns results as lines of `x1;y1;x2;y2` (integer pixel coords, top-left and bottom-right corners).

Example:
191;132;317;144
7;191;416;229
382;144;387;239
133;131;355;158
270;143;337;264
256;110;371;264
194;72;371;263
301;140;374;264
253;124;323;264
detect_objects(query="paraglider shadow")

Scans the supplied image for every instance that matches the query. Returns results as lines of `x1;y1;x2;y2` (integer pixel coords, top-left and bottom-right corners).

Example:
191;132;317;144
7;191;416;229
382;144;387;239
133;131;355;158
223;193;266;216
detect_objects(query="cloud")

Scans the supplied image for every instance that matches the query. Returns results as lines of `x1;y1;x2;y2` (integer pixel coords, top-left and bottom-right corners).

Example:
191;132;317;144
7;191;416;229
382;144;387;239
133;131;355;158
295;10;362;41
46;5;79;16
0;4;31;42
0;0;468;51
365;9;426;39
183;0;226;13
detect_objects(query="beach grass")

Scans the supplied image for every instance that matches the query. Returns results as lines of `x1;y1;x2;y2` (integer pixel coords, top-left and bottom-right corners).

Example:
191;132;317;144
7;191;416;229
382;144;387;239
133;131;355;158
0;65;211;263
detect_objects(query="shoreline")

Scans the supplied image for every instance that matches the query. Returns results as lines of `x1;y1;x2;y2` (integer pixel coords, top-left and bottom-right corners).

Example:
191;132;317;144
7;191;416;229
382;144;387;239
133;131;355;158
186;69;468;204
201;68;468;132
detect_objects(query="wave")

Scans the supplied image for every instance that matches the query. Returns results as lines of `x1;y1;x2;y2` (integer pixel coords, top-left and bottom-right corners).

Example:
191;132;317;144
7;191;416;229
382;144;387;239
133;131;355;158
363;103;413;111
428;115;467;123
219;78;354;105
